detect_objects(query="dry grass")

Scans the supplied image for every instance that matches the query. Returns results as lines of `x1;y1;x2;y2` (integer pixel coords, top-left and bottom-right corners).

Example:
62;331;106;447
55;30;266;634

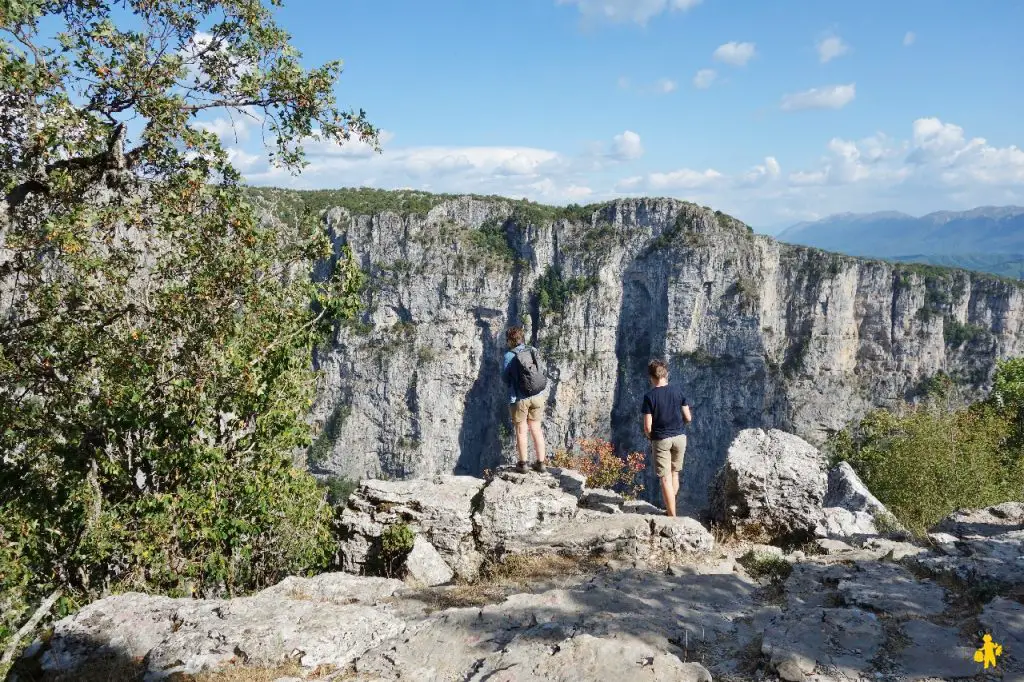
401;553;608;612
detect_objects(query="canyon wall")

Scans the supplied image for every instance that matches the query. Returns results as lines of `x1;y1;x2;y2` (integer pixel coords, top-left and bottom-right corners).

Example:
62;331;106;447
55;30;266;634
293;194;1024;512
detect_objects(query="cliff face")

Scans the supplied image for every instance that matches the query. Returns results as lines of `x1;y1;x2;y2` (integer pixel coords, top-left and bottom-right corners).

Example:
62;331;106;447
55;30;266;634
296;194;1024;513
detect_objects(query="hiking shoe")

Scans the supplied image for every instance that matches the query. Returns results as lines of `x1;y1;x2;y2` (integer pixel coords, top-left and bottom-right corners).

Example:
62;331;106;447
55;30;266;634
531;460;547;474
515;461;529;474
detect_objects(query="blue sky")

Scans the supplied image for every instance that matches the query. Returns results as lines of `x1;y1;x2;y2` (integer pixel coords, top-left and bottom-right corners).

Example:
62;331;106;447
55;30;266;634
208;0;1024;229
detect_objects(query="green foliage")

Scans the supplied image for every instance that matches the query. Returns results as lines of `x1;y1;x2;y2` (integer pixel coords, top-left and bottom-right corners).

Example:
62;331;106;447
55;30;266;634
319;476;359;507
0;0;371;656
378;523;415;578
469;220;517;265
828;361;1024;535
535;266;599;317
944;318;990;348
734;276;760;313
737;551;792;582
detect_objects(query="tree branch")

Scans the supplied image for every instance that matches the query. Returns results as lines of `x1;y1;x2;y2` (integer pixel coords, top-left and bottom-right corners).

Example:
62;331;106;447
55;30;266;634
0;589;64;664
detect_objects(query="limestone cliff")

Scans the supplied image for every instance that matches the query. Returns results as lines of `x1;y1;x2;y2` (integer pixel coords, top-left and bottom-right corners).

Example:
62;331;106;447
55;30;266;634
262;190;1024;512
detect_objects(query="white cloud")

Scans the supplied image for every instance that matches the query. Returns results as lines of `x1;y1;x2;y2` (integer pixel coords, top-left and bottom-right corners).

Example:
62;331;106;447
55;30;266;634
648;168;724;190
618;76;679;95
781;83;856;111
903;31;916;47
612;130;645;160
239;117;1024;225
713;42;756;67
655;78;678;93
195;116;251;144
692;68;717;89
816;35;850;63
558;0;702;25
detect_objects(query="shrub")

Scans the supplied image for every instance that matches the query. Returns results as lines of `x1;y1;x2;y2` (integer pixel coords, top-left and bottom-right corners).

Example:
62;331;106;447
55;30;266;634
551;439;646;499
828;402;1024;536
320;477;360;507
379;523;416;578
535;267;599;317
737;551;792;582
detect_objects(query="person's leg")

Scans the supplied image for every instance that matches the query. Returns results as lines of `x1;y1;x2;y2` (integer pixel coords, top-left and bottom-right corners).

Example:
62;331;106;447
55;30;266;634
527;396;546;465
510;403;529;468
671;435;686;503
653;440;676;516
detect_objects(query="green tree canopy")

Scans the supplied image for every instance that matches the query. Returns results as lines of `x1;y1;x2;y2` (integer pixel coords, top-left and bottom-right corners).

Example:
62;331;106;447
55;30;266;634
0;0;373;659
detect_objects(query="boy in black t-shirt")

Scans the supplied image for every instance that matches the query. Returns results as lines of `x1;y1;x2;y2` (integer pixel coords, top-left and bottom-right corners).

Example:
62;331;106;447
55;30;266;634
641;359;692;517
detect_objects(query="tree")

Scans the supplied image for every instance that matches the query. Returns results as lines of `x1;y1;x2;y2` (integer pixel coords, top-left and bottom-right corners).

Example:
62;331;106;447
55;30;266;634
0;0;374;656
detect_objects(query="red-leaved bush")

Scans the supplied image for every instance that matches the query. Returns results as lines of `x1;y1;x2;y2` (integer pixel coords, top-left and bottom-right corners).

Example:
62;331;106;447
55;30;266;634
551;438;646;499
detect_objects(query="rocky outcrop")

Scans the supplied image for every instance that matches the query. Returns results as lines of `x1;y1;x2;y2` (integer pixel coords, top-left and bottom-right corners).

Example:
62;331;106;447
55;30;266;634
337;466;715;584
288;193;1024;512
710;428;904;544
913;502;1024;588
21;504;1024;682
17;443;1023;681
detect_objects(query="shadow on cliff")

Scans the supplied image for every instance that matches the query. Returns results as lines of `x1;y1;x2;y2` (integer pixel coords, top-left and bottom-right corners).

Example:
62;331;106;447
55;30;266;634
454;310;507;476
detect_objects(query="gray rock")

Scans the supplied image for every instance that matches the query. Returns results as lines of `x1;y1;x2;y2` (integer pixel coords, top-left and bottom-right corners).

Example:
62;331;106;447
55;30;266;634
912;529;1024;588
761;607;883;680
35;575;407;679
932;501;1024;538
896;620;977;680
404;537;454;587
522;513;714;561
824;462;893;519
623;499;663;515
711;428;828;543
548;466;587;498
581;488;625;511
337;475;485;579
837;562;947;617
979;598;1024;671
474;472;580;550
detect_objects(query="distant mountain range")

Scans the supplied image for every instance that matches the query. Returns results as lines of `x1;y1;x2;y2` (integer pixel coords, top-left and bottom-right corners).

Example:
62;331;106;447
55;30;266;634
776;206;1024;279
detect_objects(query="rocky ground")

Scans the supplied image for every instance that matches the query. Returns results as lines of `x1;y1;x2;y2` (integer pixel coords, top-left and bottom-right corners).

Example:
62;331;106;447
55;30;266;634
11;429;1024;682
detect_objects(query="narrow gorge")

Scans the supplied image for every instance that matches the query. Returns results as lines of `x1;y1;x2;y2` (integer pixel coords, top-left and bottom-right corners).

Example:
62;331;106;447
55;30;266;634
260;191;1024;513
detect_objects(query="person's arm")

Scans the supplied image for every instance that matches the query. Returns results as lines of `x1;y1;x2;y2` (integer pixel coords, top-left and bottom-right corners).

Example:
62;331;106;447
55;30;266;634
682;404;692;424
642;394;654;439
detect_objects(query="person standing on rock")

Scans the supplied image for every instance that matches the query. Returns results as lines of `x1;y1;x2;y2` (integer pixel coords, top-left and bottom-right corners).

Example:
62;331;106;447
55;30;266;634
641;359;692;517
502;326;548;473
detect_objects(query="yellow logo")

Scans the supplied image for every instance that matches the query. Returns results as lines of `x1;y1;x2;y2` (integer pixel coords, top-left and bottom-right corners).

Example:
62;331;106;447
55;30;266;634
974;634;1003;669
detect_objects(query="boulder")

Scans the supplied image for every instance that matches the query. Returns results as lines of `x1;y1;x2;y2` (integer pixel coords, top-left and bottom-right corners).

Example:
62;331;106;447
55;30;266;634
581;488;625;511
711;429;828;543
521;513;714;560
818;462;907;538
29;574;406;680
761;607;883;681
337;475;485;580
931;501;1024;538
473;470;580;550
404;537;454;587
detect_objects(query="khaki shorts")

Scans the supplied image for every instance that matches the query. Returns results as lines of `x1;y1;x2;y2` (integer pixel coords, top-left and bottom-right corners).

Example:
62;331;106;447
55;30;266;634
652;434;686;478
509;394;545;423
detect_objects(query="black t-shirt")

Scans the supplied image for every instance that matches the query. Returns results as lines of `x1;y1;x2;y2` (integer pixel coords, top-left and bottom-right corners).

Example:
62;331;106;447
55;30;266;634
641;383;688;441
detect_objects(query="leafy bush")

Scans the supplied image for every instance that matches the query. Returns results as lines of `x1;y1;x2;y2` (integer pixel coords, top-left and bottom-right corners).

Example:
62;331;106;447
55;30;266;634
535;267;599;317
379;523;416;578
944;317;990;348
737;550;792;582
828;361;1024;535
320;477;360;507
551;439;646;499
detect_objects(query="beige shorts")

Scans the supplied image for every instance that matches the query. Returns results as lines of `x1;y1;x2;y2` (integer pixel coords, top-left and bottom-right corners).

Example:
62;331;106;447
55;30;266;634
509;394;545;423
652;434;686;478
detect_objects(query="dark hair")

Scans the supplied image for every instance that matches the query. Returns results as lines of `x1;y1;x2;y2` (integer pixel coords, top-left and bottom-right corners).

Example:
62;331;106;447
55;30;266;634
647;359;669;380
506;326;525;348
